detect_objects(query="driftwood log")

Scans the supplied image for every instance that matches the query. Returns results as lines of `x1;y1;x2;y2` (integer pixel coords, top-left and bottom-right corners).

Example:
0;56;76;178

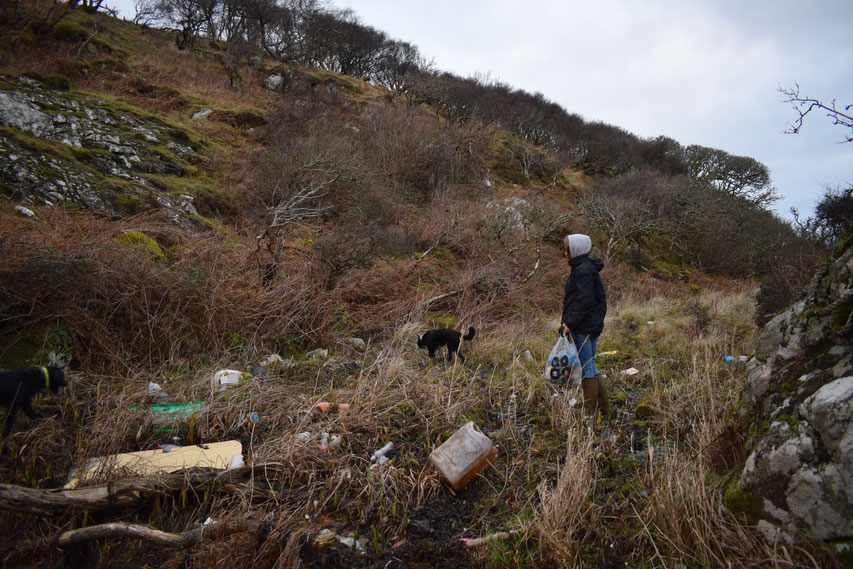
0;463;284;516
56;518;262;547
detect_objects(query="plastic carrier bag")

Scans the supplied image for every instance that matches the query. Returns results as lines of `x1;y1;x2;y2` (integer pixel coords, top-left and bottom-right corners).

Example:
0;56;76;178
546;333;582;386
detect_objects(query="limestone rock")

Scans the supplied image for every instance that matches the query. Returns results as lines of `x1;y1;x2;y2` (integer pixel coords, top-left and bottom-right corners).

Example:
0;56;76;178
737;244;853;542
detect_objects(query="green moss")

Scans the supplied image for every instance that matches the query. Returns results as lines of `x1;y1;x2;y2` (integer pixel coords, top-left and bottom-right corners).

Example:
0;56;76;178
117;230;166;262
832;296;853;332
722;478;764;523
51;21;90;43
832;233;853;259
426;313;458;330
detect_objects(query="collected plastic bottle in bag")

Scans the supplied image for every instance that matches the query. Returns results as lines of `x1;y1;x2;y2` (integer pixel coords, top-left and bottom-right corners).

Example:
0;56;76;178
545;334;582;386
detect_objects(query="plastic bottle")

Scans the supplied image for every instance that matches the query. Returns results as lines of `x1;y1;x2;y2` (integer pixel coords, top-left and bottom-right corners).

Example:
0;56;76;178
371;442;393;461
429;422;497;491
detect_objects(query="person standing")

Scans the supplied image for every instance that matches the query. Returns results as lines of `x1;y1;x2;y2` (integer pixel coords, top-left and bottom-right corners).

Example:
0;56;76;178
560;234;611;417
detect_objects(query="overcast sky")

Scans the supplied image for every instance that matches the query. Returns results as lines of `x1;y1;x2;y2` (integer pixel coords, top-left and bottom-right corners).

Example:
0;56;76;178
111;0;852;219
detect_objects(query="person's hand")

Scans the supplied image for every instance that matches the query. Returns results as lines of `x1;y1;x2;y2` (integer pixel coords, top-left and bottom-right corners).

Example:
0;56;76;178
561;323;570;335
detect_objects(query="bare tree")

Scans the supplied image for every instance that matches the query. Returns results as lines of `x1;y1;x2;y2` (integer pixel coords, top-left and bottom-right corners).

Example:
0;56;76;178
779;83;853;143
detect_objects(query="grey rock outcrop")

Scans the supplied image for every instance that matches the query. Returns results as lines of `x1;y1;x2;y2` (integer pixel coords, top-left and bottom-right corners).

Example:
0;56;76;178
738;243;853;542
0;73;204;229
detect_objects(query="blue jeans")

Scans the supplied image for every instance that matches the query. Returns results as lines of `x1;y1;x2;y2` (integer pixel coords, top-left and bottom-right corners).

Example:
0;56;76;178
571;333;600;379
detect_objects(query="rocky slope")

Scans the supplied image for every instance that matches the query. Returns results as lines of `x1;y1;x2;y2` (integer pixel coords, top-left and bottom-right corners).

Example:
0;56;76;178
738;239;853;547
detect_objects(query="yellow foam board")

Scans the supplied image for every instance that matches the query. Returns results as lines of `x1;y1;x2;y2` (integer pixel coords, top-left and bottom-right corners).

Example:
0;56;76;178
65;440;242;488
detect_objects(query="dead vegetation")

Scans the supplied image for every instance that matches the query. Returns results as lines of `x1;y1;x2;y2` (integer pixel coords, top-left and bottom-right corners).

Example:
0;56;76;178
0;6;841;569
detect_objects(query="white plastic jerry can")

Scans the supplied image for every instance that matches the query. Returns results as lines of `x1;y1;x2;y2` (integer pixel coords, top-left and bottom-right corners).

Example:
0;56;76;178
429;422;497;491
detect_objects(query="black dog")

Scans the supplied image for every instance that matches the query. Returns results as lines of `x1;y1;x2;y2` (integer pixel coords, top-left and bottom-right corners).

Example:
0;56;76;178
0;366;67;437
417;326;476;363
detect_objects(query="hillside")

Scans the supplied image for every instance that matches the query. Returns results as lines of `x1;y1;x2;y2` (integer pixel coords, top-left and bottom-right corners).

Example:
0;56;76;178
0;5;842;568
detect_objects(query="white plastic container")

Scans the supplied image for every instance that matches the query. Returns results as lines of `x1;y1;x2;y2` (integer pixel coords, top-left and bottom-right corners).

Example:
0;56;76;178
429;422;497;491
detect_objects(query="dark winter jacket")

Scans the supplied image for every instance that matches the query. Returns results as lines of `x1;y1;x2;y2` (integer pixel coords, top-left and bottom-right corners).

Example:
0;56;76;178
561;254;607;336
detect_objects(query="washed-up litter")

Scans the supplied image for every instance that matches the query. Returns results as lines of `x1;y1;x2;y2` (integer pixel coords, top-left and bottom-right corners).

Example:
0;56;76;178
314;529;365;553
306;348;328;360
260;354;285;367
130;401;203;433
65;440;243;488
296;431;342;451
370;442;393;468
723;355;749;366
430;422;496;491
314;402;350;413
213;369;251;391
522;350;534;361
646;321;655;326
147;382;171;404
598;350;618;357
622;367;640;376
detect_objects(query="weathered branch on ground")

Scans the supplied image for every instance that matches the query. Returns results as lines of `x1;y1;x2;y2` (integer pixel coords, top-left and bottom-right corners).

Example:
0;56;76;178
462;530;519;547
419;289;462;310
0;463;284;516
56;518;261;548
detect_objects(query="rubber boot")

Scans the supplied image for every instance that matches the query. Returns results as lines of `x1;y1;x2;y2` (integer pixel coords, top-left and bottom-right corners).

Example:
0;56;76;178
596;375;611;417
581;378;599;416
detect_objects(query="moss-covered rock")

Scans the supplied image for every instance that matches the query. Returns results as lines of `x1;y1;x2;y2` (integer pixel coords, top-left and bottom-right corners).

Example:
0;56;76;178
117;230;166;262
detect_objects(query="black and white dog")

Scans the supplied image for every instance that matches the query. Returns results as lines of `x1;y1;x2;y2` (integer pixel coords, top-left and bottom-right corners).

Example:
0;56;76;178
0;366;67;436
417;326;476;363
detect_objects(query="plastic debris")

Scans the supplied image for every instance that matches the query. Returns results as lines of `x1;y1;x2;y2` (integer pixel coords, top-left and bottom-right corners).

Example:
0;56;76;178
622;367;640;376
307;348;329;360
260;354;284;367
147;381;171;404
430;422;496;490
228;453;245;470
314;402;350;413
522;350;534;361
598;350;618;357
213;369;249;391
371;442;393;462
723;355;749;366
250;365;267;378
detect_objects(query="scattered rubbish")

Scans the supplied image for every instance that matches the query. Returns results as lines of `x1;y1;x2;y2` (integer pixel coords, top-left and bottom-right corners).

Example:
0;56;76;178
430;422;497;491
159;444;181;453
314;402;350;413
646;321;655;326
250;365;267;378
203;517;215;525
130;402;203;433
723;355;749;366
598;350;618;357
372;442;394;462
213;369;250;391
147;381;171;404
314;529;365;553
297;431;342;451
622;367;640;376
65;440;243;488
306;348;329;360
228;453;245;470
461;530;518;547
260;354;284;367
14;205;36;218
522;350;534;361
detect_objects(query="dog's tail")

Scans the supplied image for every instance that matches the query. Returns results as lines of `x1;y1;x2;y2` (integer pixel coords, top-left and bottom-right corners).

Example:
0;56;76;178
462;326;476;341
